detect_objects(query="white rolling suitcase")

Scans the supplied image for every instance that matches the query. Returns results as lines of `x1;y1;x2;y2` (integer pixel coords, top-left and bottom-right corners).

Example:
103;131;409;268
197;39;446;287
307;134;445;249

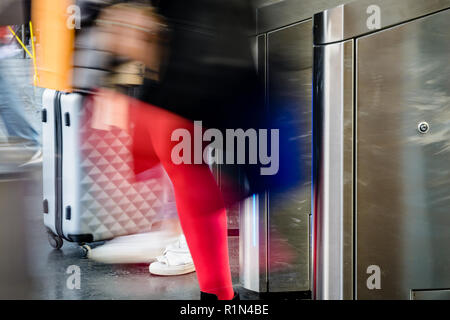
42;89;171;250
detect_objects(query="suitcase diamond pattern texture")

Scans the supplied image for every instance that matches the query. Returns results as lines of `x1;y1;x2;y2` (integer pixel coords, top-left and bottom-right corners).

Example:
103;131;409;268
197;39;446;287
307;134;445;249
77;105;173;241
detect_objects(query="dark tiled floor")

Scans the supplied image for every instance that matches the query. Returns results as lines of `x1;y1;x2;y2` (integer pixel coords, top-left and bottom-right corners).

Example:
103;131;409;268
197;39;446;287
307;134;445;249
22;168;241;300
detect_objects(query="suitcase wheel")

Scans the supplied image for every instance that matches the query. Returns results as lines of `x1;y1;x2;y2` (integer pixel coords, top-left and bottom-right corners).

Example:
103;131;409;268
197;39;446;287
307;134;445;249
47;230;63;250
79;244;91;258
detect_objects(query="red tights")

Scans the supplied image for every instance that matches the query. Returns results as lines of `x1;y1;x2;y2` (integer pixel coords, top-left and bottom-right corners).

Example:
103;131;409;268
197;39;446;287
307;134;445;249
129;98;234;300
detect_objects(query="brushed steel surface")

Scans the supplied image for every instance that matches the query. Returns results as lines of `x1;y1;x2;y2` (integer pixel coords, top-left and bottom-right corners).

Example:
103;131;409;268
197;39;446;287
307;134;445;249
239;194;268;292
267;21;313;292
251;0;356;294
314;0;450;44
313;39;354;300
257;0;354;34
240;35;269;293
411;289;450;300
356;8;450;299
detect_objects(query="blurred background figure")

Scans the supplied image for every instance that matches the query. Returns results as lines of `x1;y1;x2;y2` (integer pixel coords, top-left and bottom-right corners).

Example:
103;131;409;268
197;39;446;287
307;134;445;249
67;0;196;276
79;0;262;300
0;25;41;166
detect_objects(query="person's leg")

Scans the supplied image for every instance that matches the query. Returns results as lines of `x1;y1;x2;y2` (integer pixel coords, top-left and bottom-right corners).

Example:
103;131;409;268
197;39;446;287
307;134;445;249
0;68;40;147
131;100;234;300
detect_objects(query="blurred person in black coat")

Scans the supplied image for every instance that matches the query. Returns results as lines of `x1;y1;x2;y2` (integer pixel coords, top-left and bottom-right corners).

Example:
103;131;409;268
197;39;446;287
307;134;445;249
79;0;303;300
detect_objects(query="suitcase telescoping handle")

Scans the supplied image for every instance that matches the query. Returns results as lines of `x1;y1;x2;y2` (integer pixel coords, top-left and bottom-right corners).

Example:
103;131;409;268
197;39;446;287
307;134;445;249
42;108;47;123
64;112;71;127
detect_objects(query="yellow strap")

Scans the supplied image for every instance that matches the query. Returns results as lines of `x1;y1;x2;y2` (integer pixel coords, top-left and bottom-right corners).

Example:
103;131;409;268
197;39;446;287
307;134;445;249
29;22;39;86
7;26;33;59
8;24;38;86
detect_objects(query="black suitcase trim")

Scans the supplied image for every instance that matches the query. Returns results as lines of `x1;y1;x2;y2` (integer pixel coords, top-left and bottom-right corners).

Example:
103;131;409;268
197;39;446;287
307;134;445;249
68;234;94;244
53;91;68;241
53;91;94;245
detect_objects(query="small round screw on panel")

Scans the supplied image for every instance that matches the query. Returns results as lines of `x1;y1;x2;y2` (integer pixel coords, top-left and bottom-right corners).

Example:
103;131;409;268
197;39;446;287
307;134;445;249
417;122;429;134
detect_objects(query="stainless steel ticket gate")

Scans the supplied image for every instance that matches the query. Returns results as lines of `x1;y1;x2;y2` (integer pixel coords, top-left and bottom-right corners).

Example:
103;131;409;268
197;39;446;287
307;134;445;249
313;0;450;299
239;0;353;295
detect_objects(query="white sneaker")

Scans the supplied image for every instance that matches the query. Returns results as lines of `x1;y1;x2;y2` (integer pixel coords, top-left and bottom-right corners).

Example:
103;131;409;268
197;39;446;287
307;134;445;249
149;235;195;276
87;231;179;264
